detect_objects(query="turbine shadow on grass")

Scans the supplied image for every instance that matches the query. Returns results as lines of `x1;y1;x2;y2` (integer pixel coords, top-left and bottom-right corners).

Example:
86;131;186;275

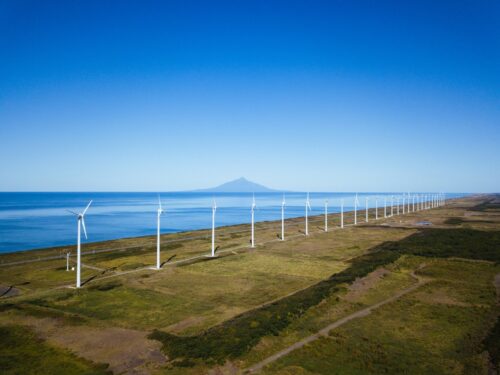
0;281;30;298
161;254;177;268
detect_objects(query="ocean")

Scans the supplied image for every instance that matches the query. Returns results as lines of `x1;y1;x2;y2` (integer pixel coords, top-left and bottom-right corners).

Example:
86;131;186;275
0;192;465;253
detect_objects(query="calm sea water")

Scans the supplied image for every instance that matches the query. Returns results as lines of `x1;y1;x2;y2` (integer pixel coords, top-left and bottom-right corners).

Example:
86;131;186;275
0;192;466;253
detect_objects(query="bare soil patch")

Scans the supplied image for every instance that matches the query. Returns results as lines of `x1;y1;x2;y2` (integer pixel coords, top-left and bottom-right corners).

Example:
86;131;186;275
166;316;205;334
414;288;471;307
344;267;390;302
11;316;166;374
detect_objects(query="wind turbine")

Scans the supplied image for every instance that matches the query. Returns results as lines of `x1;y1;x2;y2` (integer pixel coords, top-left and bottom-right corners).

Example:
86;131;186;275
396;196;400;215
384;197;387;218
66;252;71;272
211;199;216;257
324;199;328;232
341;198;344;228
407;193;411;212
305;193;311;235
155;196;164;269
412;194;415;212
390;196;394;217
281;194;285;240
375;197;378;220
67;200;92;288
402;195;406;215
251;194;256;247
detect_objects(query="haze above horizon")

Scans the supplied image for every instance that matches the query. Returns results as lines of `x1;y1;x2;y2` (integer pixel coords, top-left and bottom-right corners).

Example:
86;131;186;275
0;1;499;193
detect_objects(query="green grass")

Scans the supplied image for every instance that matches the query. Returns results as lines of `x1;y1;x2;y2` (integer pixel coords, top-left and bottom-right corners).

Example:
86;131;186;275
1;196;499;374
484;315;500;373
471;195;500;212
263;259;499;375
379;228;500;263
151;227;500;365
149;250;401;363
0;325;110;375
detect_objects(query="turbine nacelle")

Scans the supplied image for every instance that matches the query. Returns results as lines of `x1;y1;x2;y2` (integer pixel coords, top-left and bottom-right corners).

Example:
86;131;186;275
67;200;92;240
157;196;164;215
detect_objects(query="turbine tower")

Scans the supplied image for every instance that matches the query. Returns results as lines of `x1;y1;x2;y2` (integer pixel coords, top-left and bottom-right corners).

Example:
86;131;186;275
67;200;92;288
251;195;256;248
211;199;216;257
281;194;285;240
305;193;311;235
375;197;378;220
156;196;164;269
384;197;387;218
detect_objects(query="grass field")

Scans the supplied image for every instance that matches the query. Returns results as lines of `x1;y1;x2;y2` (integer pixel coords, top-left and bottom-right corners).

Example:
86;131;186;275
1;194;499;374
0;324;110;375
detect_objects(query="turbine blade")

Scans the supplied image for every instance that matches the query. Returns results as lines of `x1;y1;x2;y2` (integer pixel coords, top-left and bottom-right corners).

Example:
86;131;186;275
66;209;79;216
82;200;92;215
81;218;88;240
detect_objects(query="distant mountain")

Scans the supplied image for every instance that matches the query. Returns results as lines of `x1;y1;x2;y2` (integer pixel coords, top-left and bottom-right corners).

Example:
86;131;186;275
193;177;277;193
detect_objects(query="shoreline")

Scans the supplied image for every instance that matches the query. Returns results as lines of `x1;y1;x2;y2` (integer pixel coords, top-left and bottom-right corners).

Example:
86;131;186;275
0;195;462;264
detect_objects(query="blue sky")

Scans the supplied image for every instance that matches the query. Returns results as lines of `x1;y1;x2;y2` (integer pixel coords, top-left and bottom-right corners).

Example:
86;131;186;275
0;0;498;192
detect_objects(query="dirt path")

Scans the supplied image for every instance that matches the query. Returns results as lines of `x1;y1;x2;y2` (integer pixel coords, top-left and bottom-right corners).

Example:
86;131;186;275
244;266;428;373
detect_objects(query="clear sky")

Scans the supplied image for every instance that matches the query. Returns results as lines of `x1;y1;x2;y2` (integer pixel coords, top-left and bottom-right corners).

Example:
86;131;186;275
0;0;498;192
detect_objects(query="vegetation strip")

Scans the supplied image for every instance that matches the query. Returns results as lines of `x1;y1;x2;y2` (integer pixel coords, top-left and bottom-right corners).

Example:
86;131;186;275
149;228;500;364
244;267;427;373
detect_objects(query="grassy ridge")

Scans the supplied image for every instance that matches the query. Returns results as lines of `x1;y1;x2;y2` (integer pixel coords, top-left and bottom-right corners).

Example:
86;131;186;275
150;228;500;364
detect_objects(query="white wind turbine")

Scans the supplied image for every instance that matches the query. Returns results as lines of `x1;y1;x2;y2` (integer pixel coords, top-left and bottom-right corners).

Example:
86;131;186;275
402;195;406;214
251;194;256;247
384;196;387;218
281;194;285;241
324;199;328;232
155;196;164;269
305;193;312;235
375;197;379;220
66;251;71;272
211;199;217;257
67;200;92;288
390;196;394;216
